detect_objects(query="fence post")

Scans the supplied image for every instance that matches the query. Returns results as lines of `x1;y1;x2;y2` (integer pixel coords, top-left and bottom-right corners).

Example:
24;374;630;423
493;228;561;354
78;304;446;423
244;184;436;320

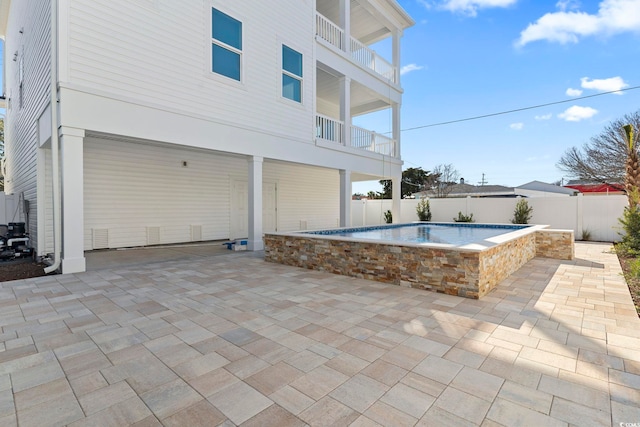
576;193;584;237
362;199;367;226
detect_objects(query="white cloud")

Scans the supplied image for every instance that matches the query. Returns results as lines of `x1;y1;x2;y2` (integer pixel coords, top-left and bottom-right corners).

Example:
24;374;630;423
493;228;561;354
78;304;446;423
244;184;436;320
558;105;598;121
535;113;553;120
516;0;640;46
422;0;518;16
566;88;583;96
580;76;628;94
510;122;524;130
400;64;425;75
556;0;581;11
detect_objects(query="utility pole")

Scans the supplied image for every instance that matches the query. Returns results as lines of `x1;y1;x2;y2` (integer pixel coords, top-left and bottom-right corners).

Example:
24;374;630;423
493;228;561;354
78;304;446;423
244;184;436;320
478;173;488;186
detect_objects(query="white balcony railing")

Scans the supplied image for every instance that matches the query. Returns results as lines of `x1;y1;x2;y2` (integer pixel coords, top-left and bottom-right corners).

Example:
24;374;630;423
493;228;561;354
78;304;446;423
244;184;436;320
351;125;396;157
316;12;345;51
315;12;397;84
350;38;397;84
316;114;344;144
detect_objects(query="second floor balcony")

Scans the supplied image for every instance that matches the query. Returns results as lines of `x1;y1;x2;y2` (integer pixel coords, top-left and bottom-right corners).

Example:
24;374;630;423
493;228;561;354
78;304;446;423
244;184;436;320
316;114;397;157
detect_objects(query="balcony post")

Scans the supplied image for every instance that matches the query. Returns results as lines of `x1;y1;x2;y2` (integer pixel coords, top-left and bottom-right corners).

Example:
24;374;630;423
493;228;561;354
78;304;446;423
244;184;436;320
339;0;350;53
340;76;351;147
392;29;401;83
392;102;401;157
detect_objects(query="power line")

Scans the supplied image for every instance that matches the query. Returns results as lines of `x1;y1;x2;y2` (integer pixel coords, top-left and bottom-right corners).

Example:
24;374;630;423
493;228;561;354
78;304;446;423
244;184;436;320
401;85;640;132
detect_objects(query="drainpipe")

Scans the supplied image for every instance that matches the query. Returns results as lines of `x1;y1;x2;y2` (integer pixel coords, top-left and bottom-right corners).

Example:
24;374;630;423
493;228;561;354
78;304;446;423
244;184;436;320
44;0;60;274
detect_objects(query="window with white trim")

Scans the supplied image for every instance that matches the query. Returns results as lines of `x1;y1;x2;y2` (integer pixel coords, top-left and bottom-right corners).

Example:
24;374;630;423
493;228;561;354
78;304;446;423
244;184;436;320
282;45;302;103
211;8;242;81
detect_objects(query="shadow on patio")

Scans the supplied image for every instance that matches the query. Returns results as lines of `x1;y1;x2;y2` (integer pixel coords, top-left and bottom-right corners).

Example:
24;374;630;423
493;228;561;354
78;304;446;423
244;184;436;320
0;242;638;426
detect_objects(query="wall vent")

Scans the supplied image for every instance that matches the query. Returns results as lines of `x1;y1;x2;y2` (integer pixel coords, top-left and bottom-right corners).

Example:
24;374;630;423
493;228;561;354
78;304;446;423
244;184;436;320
191;225;202;241
146;227;161;245
299;220;307;230
92;229;109;249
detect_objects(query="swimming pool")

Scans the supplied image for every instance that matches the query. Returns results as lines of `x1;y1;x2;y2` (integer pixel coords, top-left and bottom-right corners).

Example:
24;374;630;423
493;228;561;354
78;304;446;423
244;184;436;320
264;222;574;299
307;223;528;246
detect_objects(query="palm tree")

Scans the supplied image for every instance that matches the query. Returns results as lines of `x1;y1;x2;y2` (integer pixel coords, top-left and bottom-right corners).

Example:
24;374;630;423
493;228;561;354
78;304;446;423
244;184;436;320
624;124;639;206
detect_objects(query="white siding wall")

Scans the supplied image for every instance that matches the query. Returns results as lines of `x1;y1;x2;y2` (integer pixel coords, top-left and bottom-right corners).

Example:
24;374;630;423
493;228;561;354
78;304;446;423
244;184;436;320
67;0;315;144
3;0;51;248
263;161;340;232
84;137;243;250
84;138;339;250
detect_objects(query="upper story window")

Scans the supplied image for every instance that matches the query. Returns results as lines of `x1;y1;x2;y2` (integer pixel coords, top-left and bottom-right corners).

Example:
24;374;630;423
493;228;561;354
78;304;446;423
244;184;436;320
282;45;302;103
211;8;242;81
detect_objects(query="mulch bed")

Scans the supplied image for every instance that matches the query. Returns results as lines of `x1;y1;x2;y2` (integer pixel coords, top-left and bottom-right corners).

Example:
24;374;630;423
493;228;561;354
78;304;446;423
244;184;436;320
0;260;48;282
617;252;640;317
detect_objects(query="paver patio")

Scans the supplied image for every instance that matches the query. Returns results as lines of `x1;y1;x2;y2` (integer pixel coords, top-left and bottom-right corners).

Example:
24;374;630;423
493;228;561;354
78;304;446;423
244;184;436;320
0;242;639;426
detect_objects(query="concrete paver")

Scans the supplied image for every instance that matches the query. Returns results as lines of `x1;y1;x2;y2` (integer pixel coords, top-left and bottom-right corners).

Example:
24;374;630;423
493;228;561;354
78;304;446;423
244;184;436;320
0;242;638;426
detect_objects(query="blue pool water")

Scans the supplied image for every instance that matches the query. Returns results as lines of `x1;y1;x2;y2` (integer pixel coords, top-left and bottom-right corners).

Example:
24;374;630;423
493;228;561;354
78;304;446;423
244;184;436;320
306;223;528;246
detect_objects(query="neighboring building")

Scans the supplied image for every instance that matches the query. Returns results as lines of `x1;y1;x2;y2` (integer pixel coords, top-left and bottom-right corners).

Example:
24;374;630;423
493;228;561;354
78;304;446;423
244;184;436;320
413;180;577;199
565;181;625;196
516;181;577;197
0;0;414;273
414;183;516;198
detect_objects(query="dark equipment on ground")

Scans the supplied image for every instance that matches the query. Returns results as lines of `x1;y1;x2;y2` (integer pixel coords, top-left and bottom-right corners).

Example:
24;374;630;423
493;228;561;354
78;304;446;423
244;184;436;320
0;222;33;260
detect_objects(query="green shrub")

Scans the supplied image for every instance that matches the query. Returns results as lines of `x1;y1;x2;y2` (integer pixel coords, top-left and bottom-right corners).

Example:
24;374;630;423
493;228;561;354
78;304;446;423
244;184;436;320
511;199;533;224
629;258;640;278
453;212;474;223
581;229;592;241
416;199;432;221
384;209;393;224
618;204;640;256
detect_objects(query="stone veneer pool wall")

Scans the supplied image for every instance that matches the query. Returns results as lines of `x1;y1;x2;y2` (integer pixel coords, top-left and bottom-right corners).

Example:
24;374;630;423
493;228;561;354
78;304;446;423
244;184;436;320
264;227;574;299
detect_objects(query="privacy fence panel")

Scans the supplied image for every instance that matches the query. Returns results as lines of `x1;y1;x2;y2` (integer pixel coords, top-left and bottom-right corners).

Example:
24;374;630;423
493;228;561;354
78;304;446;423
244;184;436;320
352;194;627;242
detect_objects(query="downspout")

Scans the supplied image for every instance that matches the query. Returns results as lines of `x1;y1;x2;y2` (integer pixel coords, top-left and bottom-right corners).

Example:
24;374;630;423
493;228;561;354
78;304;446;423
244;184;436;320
44;0;60;274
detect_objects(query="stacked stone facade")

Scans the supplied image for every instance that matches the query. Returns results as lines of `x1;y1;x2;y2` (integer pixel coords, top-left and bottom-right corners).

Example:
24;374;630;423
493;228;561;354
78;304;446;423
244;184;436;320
264;228;574;299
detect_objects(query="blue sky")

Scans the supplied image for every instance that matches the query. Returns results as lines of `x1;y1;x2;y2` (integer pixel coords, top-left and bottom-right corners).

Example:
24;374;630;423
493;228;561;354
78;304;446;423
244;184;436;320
354;0;640;194
2;1;639;195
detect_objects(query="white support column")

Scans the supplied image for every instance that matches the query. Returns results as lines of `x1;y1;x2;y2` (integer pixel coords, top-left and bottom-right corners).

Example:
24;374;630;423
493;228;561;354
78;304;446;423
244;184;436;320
340;76;351;147
248;156;264;251
392;29;401;83
60;127;86;273
392;175;401;224
339;170;352;227
340;0;351;54
392;102;401;158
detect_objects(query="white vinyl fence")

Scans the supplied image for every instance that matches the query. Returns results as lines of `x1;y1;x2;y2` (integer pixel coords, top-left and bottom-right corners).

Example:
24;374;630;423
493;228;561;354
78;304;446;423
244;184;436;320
0;193;18;225
351;194;628;242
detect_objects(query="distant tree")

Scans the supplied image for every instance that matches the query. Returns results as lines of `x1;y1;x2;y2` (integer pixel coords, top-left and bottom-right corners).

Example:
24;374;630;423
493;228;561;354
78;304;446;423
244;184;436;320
379;167;433;199
429;163;460;198
367;190;382;199
557;110;640;183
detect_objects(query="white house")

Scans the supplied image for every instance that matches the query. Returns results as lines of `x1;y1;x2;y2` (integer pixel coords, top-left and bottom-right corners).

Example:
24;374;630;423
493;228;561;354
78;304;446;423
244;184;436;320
0;0;414;273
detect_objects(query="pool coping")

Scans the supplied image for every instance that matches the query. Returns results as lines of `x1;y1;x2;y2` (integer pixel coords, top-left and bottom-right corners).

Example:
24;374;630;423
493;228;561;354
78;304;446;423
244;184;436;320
271;222;549;253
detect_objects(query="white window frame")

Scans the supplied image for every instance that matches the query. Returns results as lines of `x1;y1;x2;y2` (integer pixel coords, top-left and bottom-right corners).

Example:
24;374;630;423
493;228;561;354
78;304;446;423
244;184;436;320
281;44;303;104
210;7;243;82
